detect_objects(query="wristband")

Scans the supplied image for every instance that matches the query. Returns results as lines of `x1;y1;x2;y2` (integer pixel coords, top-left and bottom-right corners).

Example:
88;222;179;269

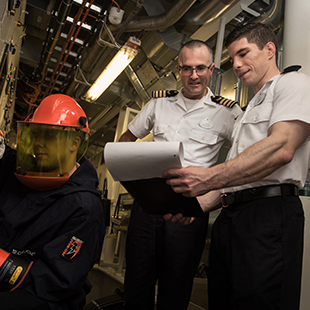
0;248;33;291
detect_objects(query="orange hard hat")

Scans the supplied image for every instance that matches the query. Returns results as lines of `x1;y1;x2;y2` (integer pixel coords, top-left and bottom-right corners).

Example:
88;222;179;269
15;94;90;191
27;94;90;133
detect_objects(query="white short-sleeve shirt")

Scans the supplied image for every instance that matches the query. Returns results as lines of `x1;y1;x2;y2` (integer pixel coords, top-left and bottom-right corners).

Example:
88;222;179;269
128;88;237;168
224;71;310;192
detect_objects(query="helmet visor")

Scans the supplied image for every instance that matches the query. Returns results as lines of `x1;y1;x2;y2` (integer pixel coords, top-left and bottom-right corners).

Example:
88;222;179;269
16;123;89;178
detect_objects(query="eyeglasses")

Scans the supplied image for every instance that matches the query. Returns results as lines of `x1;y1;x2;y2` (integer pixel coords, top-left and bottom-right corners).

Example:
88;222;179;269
179;64;212;76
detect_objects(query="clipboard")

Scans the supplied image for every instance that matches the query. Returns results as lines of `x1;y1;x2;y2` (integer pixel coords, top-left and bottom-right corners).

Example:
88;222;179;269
121;177;205;218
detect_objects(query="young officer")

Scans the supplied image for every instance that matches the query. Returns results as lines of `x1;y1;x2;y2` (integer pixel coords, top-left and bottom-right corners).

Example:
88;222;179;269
164;23;310;310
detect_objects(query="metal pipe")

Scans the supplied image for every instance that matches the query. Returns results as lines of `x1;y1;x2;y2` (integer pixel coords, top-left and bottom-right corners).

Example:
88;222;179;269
180;0;239;25
214;16;226;68
109;0;196;33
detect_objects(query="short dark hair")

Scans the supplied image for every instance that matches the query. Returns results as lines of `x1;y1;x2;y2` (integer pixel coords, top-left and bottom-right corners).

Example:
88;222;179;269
225;23;278;53
178;40;213;65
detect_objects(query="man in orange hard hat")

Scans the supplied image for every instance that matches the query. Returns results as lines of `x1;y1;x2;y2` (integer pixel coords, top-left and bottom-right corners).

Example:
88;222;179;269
0;94;105;310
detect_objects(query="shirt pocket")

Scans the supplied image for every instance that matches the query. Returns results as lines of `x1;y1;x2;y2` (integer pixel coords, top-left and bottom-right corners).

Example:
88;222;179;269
152;123;169;139
189;128;219;145
188;129;221;166
242;101;272;125
237;102;273;152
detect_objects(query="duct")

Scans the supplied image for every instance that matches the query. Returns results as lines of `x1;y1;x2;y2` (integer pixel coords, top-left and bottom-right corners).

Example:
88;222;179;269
109;0;197;33
108;80;136;102
157;27;184;52
112;0;145;40
220;0;284;66
248;0;284;31
108;0;240;56
141;0;185;51
180;0;240;25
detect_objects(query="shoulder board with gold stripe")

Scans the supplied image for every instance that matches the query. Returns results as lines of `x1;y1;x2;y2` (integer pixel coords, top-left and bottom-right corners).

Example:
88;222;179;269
211;95;237;108
281;65;301;74
152;90;179;98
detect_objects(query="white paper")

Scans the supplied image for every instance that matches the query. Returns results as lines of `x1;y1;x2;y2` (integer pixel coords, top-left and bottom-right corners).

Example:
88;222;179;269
104;141;184;181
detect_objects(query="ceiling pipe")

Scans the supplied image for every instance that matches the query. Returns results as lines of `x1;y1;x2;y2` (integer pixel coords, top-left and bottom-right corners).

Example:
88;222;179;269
107;0;239;33
249;0;284;30
109;0;197;33
179;0;239;25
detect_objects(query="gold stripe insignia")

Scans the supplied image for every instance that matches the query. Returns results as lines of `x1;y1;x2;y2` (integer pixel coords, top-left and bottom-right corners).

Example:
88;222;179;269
152;90;179;98
211;95;237;108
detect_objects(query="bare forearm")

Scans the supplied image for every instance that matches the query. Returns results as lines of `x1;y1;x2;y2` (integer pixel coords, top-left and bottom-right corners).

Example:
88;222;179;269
164;121;308;197
208;135;290;190
209;120;310;190
164;136;289;197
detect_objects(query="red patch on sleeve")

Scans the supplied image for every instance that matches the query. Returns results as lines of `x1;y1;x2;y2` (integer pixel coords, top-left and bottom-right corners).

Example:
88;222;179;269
61;236;83;261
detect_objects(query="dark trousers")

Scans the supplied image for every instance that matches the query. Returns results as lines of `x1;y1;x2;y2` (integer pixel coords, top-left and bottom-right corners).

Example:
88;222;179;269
0;290;50;310
208;195;304;310
123;201;209;310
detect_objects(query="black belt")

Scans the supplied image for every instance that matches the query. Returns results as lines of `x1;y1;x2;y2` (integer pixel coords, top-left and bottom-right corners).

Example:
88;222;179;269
221;184;299;207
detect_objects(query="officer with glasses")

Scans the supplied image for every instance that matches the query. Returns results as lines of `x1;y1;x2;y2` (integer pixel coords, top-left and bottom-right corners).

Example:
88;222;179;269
120;40;240;310
178;64;213;76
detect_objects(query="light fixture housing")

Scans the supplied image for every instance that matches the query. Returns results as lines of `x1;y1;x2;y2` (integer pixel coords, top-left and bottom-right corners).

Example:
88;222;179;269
84;37;141;102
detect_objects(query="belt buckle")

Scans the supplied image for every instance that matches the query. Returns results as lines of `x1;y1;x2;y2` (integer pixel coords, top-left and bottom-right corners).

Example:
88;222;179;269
221;193;228;208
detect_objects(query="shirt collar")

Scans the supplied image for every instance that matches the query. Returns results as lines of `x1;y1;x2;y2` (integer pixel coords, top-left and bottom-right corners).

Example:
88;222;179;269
173;87;216;110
